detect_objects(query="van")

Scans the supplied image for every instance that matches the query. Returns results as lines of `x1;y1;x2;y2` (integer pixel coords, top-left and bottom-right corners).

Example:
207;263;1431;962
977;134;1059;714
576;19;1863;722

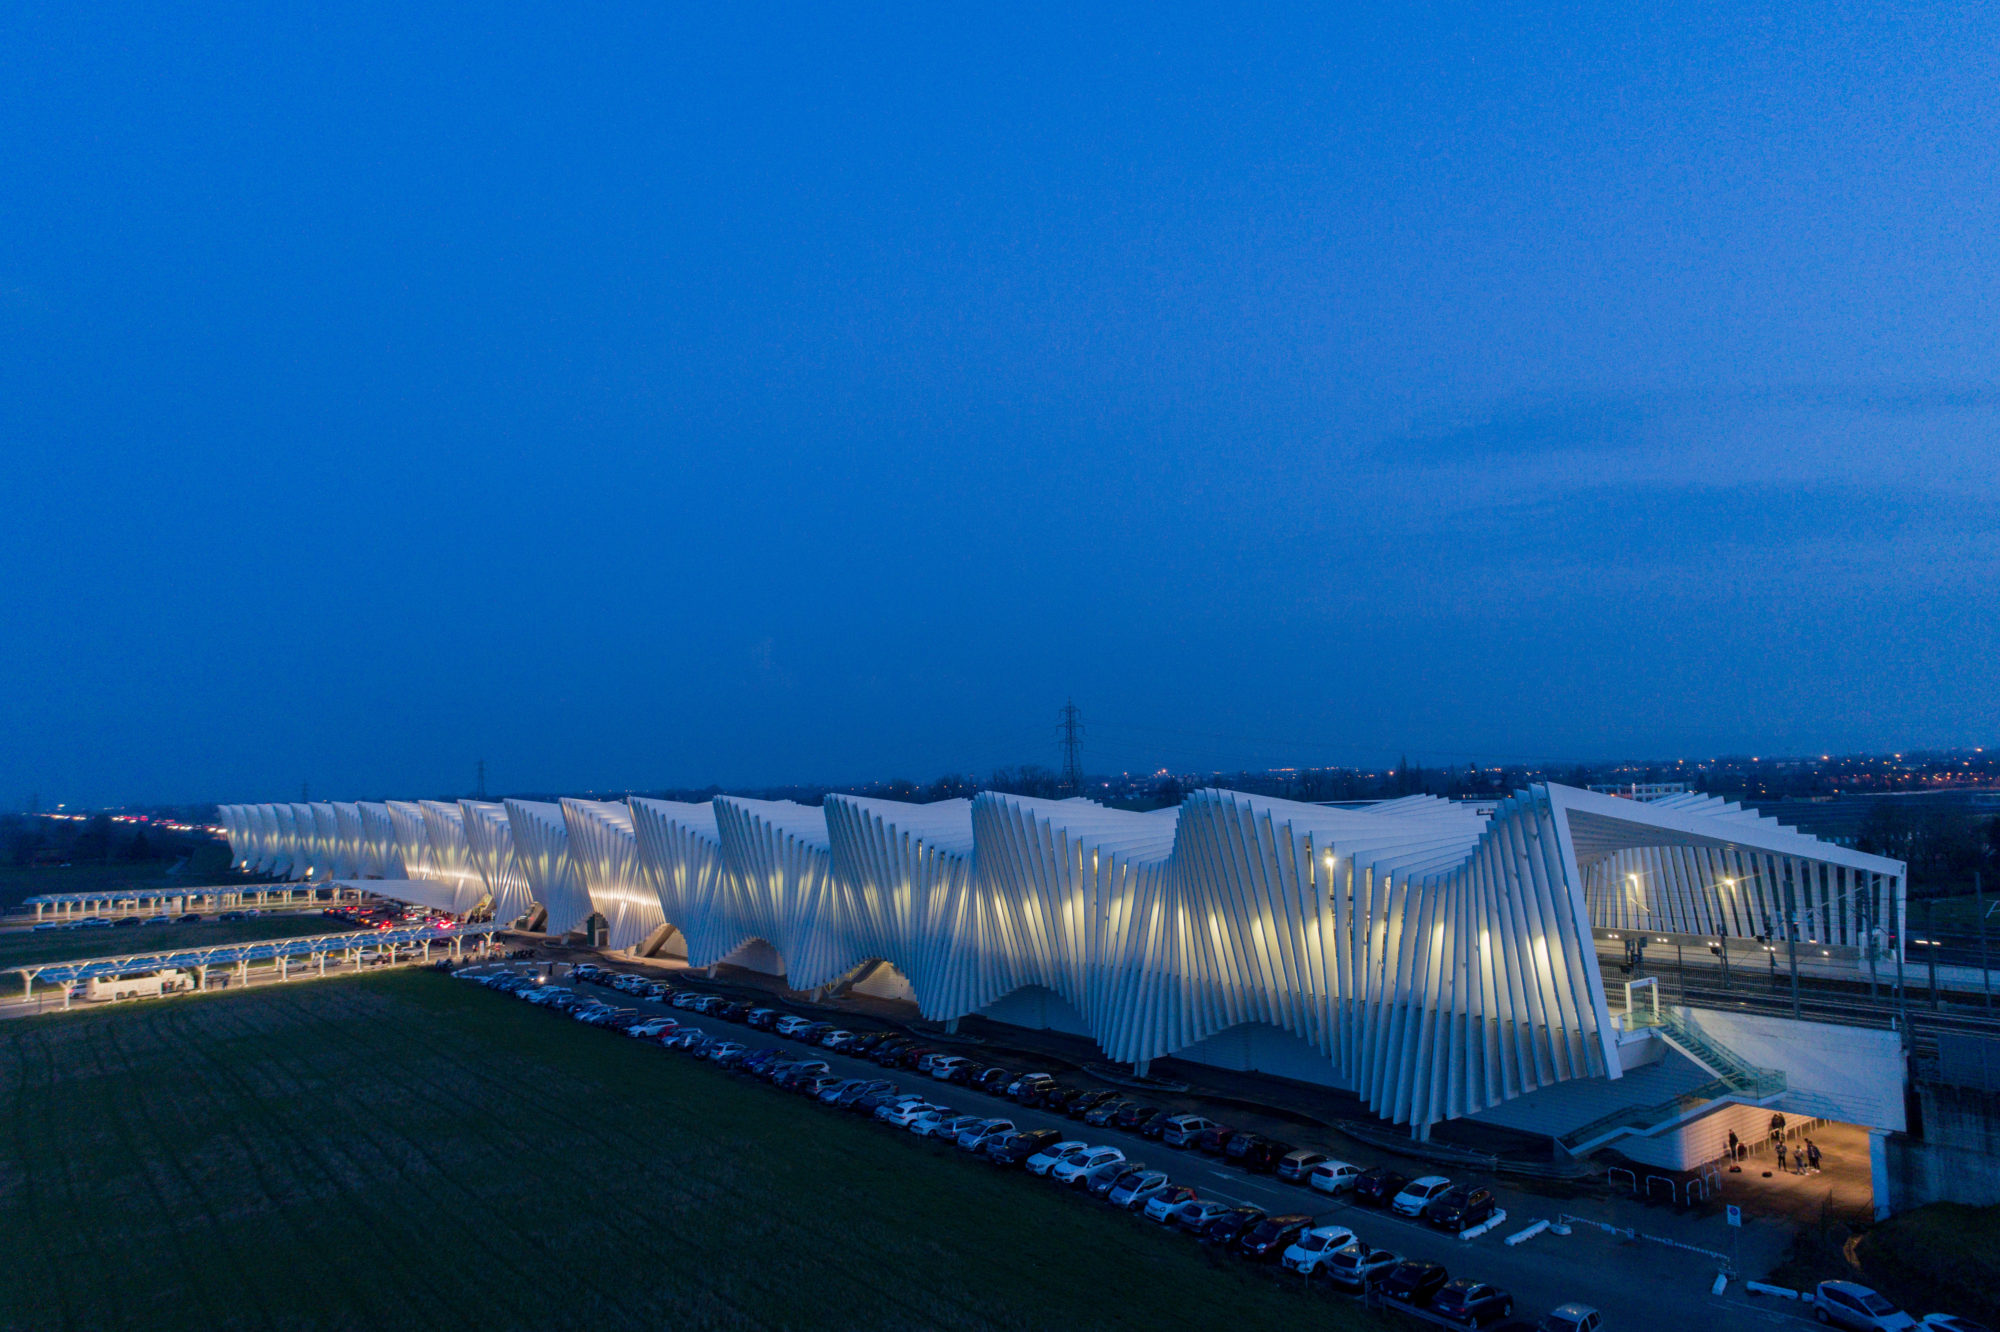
1161;1115;1218;1148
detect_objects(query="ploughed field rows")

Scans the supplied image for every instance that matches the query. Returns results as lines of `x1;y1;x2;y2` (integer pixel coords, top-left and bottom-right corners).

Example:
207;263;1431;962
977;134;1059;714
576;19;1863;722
0;970;1370;1331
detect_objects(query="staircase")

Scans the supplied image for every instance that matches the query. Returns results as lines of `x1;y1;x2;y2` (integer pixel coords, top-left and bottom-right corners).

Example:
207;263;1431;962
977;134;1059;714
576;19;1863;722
1558;1009;1785;1156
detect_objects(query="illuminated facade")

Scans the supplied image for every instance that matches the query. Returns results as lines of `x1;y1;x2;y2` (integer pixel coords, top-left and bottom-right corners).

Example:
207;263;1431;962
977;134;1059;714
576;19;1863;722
221;782;1904;1135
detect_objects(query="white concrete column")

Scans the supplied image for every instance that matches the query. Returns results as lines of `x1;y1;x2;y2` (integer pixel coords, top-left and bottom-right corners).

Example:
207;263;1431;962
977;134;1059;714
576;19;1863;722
1870;1128;1893;1221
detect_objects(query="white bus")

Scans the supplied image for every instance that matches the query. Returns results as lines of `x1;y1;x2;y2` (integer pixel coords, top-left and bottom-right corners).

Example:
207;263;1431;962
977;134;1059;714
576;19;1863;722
84;969;194;1002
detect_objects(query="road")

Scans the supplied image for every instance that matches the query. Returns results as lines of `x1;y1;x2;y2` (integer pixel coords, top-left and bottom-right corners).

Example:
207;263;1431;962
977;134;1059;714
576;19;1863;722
495;960;1824;1332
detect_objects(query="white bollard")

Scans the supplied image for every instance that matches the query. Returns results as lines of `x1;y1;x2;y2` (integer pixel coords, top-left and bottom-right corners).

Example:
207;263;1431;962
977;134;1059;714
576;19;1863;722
1505;1220;1551;1247
1712;1272;1729;1296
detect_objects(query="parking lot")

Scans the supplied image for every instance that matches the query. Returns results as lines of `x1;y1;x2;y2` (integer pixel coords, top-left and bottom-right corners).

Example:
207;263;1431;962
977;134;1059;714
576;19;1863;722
466;957;1831;1332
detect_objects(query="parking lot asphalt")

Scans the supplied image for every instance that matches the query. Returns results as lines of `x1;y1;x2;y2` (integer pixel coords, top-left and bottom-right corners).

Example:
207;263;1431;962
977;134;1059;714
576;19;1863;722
480;960;1821;1331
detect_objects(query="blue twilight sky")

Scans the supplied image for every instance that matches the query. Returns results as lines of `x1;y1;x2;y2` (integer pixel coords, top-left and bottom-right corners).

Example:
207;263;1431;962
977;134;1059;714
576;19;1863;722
2;4;1997;806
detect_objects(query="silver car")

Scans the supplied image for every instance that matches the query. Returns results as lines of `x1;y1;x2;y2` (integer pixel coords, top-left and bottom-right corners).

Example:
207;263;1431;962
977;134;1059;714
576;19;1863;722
1813;1283;1917;1331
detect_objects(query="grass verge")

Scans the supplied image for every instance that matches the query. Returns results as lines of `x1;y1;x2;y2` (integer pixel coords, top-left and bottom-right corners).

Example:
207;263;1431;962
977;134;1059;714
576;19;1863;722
0;970;1378;1332
0;915;361;976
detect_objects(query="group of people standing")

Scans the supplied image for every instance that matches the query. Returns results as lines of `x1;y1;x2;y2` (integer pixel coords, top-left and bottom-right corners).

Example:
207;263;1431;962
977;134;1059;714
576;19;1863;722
1725;1113;1823;1174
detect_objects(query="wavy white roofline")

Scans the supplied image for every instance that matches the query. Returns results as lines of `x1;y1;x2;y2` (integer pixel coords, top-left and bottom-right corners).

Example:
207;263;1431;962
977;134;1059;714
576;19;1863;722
223;780;1905;1131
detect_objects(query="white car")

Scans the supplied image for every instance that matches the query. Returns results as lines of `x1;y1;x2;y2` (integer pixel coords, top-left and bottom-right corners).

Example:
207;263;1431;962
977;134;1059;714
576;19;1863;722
1392;1175;1453;1217
627;1018;677;1037
1025;1139;1089;1176
956;1118;1015;1151
1106;1169;1171;1208
928;1055;972;1079
907;1108;965;1137
1280;1224;1359;1275
1308;1160;1363;1194
775;1015;815;1037
1142;1186;1199;1222
701;1040;745;1062
1052;1146;1124;1185
876;1100;941;1127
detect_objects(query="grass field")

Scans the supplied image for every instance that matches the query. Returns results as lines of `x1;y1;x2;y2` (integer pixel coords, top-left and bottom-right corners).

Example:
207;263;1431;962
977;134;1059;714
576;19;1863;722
0;971;1376;1332
0;915;363;975
0;847;246;914
1855;1202;2000;1326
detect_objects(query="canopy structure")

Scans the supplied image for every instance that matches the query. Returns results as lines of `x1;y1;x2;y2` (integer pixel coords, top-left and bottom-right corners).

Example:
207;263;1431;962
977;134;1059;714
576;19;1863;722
221;781;1905;1133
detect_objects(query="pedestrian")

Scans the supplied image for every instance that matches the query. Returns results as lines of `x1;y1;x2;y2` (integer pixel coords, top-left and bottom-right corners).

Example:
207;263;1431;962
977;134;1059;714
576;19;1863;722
1807;1139;1821;1173
1728;1129;1741;1161
1792;1144;1805;1174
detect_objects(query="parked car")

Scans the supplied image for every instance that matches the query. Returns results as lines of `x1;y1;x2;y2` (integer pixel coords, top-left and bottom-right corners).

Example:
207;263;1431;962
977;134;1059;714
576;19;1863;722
870;1039;914;1066
1160;1114;1218;1148
1392;1176;1455;1219
1034;1085;1079;1113
1007;1072;1057;1100
973;1067;1013;1093
956;1118;1015;1152
775;1015;814;1037
1279;1224;1359;1275
776;1061;831;1090
928;1055;973;1080
1918;1317;1992;1332
1053;1146;1125;1186
1194;1126;1238;1156
1537;1303;1604;1332
1428;1186;1498;1233
1308;1159;1364;1194
1111;1102;1160;1131
1237;1213;1313;1261
1812;1283;1918;1331
912;1110;977;1139
1275;1148;1328;1182
945;1061;988;1085
1065;1090;1117;1121
1323;1243;1400;1290
836;1079;892;1108
987;1127;1062;1166
1085;1157;1143;1196
1432;1280;1514;1327
798;1022;835;1044
1172;1198;1234;1233
1222;1132;1264;1164
1107;1168;1171;1209
745;1008;779;1030
1083;1097;1130;1127
704;1040;746;1064
876;1100;942;1128
1240;1137;1290;1172
1141;1184;1198;1222
1353;1167;1410;1208
1199;1207;1267;1248
1025;1140;1089;1177
1379;1260;1451;1307
176;913;202;923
